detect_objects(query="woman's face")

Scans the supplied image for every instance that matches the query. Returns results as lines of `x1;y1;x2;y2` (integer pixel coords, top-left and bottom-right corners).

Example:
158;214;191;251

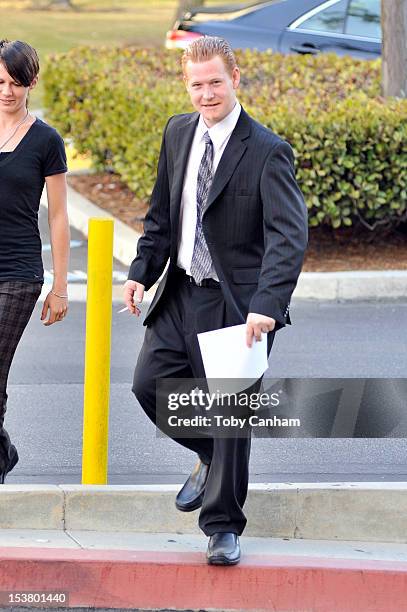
0;62;37;114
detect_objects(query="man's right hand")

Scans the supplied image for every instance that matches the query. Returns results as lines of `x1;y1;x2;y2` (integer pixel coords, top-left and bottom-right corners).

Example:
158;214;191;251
123;280;145;316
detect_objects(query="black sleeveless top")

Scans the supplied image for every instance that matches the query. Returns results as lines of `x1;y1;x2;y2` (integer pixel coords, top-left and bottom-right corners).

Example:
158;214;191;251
0;117;67;283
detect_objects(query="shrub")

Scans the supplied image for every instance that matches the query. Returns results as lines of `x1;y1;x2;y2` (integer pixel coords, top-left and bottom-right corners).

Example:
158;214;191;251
43;46;407;229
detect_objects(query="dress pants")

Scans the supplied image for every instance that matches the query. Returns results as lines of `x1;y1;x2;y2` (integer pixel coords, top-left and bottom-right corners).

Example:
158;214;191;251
0;281;42;474
133;268;274;536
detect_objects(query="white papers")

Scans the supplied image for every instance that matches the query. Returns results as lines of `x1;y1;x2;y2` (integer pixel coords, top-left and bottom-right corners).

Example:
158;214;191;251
197;324;269;394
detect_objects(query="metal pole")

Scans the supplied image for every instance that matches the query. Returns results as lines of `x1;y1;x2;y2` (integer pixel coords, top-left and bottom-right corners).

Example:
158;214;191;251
82;218;114;484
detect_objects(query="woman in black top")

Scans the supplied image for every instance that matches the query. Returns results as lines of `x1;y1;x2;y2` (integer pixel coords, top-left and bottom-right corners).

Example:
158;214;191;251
0;40;70;482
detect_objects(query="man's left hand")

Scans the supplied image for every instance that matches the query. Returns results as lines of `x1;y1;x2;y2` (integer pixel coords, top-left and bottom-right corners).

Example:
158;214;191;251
246;313;275;348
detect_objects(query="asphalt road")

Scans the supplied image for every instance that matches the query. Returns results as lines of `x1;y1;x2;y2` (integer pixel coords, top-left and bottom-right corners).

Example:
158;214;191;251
4;207;407;484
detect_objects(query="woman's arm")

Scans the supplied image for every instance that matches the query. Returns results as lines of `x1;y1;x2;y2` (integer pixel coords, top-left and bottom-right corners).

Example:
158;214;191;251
41;172;70;326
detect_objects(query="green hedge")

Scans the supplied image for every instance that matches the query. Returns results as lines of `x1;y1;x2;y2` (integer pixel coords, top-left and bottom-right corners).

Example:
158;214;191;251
43;47;407;229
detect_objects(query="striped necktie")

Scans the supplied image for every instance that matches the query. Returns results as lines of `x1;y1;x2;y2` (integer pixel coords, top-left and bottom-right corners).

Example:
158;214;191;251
190;131;215;284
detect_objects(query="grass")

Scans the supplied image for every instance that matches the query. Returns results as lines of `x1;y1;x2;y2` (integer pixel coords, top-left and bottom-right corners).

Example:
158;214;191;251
1;2;175;57
2;3;170;106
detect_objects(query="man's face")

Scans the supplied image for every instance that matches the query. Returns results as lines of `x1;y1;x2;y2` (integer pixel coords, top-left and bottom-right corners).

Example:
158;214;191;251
184;55;240;127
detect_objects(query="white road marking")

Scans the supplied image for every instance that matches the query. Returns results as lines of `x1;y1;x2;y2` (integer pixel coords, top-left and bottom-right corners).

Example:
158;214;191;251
44;269;128;283
72;269;87;280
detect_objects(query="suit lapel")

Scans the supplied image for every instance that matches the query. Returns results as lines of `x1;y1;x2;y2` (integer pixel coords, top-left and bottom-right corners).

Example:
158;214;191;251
203;108;251;215
170;113;199;257
171;113;199;212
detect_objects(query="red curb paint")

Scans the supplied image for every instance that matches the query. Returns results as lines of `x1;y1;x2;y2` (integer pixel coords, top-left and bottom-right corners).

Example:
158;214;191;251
0;548;406;611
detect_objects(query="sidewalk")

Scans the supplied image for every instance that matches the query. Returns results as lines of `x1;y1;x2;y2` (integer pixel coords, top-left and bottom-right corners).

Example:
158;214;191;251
1;530;407;611
54;185;407;301
1;483;407;610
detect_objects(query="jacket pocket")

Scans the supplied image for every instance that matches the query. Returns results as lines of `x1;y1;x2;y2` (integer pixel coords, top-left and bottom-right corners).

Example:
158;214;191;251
232;267;261;284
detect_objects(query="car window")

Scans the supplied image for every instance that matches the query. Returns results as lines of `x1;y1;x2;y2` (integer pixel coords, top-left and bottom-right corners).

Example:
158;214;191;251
299;0;348;33
345;0;381;39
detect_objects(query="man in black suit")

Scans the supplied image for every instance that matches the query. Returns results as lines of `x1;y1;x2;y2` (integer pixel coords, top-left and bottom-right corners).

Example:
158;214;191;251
124;36;308;565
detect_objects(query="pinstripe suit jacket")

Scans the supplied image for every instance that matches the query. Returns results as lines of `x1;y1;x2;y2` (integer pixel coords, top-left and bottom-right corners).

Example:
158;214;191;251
128;107;308;330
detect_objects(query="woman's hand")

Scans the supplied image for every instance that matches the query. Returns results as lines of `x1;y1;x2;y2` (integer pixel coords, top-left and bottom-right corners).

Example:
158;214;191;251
41;290;68;326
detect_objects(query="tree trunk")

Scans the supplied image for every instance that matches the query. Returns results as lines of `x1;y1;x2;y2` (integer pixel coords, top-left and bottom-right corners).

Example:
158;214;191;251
173;0;204;24
382;0;407;97
48;0;74;8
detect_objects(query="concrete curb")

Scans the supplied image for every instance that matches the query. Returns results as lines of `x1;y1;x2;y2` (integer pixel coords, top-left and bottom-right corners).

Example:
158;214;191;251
1;543;407;611
60;183;407;301
1;530;407;610
294;269;407;300
1;483;407;543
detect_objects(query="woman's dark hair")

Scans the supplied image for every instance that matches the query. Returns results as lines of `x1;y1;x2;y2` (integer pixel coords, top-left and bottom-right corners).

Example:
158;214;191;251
0;40;39;86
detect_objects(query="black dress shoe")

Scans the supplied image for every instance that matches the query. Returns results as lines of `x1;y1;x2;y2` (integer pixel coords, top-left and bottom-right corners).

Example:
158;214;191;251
0;444;18;484
175;459;210;512
207;532;241;565
0;401;19;484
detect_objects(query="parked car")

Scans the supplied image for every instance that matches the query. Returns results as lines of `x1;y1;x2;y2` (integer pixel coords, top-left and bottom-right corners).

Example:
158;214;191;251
166;0;381;59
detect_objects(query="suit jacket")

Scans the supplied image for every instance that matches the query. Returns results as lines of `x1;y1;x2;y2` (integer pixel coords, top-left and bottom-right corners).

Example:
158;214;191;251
128;107;308;330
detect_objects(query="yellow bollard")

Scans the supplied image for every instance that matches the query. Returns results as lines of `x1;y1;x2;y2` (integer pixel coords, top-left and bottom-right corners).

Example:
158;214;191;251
82;218;114;484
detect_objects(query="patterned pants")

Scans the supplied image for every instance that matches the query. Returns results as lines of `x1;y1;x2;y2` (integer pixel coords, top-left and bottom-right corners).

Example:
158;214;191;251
0;281;42;476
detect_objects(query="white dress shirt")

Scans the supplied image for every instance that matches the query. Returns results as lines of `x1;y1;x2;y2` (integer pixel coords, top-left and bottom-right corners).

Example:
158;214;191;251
177;102;242;280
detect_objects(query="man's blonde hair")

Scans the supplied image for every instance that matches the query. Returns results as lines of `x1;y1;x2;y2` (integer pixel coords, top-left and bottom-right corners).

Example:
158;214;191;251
182;36;237;76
